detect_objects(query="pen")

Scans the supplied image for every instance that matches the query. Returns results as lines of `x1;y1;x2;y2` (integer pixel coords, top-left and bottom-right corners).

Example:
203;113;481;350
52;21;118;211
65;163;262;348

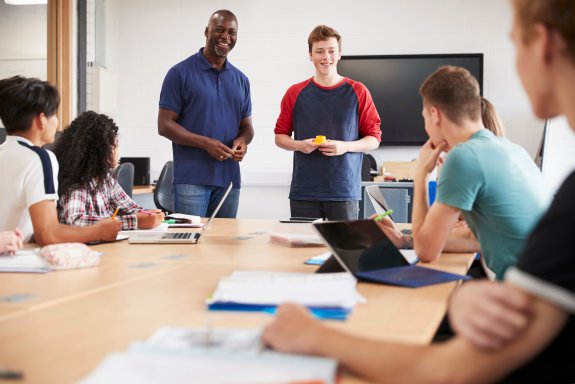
111;207;120;220
374;209;394;222
140;209;158;215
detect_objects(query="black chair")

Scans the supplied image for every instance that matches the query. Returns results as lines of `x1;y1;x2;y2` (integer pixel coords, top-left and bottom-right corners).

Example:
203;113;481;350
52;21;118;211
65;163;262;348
154;161;174;213
113;162;135;198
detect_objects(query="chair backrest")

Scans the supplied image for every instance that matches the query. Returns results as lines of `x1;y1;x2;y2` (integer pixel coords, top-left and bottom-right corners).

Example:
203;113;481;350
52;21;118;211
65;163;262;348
113;162;135;198
365;185;391;215
154;161;174;213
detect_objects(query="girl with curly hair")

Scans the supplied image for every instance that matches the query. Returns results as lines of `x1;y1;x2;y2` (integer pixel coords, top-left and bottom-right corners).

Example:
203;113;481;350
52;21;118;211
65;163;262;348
54;111;164;230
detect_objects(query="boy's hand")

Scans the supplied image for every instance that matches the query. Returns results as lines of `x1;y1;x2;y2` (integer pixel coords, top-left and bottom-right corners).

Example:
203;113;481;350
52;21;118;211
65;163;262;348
449;280;532;350
97;218;122;242
299;139;320;154
263;303;323;354
0;229;24;255
416;139;446;176
318;140;348;156
369;214;404;248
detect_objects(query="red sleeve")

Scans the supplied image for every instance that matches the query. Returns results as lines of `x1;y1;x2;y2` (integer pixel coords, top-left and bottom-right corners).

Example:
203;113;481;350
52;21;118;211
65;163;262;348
350;80;382;142
274;79;313;136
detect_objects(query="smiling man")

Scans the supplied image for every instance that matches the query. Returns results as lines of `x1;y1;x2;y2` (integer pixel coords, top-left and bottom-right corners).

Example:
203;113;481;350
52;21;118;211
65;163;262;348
158;10;253;218
274;25;381;220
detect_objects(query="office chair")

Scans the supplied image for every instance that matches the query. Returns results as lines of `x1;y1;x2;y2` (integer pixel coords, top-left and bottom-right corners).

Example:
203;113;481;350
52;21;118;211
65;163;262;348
113;162;135;198
154;161;174;213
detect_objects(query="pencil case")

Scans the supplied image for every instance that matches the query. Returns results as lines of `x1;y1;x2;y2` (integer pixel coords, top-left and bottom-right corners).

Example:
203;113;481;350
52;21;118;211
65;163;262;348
39;243;101;270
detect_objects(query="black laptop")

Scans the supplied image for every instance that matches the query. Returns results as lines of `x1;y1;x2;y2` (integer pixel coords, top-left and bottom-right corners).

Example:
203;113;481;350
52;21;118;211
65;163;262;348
313;220;470;287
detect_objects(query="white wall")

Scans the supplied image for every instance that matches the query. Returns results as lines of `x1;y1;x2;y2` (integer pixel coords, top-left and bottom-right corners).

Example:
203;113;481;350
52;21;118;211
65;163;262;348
99;0;544;217
0;2;46;82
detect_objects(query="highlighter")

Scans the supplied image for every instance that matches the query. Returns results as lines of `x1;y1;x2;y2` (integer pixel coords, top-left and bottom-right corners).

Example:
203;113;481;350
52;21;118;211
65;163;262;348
374;209;394;222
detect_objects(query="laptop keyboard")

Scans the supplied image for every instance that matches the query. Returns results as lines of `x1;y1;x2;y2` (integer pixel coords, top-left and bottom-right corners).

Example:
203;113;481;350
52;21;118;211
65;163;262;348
161;232;193;240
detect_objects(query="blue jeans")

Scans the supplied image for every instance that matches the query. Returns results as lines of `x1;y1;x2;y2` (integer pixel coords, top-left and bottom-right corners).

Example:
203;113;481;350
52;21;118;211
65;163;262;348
173;184;240;218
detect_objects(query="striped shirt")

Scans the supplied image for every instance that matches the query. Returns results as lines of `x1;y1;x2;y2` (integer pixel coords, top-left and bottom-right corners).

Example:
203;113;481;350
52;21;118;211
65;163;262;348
58;176;141;230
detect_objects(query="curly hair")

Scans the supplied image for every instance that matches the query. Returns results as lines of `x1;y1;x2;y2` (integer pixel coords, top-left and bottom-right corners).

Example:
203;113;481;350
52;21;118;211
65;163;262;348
54;111;118;196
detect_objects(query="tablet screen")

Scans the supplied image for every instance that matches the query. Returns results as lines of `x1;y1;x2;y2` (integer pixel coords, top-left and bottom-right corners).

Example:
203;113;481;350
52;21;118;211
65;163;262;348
313;220;411;274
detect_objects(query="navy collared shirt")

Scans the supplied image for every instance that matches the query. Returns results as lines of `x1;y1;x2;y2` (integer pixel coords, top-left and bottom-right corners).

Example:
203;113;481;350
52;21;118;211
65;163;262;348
159;48;252;187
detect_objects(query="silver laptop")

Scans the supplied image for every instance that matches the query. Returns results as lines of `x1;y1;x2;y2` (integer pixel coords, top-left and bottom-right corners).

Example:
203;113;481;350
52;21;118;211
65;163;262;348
128;182;233;244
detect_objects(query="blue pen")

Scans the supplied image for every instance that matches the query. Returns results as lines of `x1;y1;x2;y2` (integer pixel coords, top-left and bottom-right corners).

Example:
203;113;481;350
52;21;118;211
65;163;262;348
374;209;394;222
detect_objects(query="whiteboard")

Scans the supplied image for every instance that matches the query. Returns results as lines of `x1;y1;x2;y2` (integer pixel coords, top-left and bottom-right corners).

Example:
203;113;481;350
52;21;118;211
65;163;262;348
541;116;575;192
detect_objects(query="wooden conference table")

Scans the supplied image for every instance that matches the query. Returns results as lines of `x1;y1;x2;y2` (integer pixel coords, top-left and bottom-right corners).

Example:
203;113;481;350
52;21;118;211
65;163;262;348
0;219;474;384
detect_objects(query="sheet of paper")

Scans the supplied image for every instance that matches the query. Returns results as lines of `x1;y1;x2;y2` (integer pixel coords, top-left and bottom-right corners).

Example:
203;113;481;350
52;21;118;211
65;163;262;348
81;351;336;384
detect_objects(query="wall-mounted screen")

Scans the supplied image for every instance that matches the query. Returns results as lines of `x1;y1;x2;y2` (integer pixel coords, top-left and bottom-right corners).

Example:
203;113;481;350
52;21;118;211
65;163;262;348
338;54;484;146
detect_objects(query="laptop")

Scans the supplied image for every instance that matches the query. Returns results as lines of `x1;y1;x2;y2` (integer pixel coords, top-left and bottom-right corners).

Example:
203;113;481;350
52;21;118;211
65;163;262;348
128;182;233;244
313;220;470;287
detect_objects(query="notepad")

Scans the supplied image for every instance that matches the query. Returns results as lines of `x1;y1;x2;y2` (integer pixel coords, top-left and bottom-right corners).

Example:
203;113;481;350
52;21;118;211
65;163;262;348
206;271;364;320
0;250;51;273
269;232;325;247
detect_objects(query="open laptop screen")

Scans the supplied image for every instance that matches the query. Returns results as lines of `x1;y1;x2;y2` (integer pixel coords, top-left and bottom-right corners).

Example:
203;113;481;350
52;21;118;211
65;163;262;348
313;220;411;274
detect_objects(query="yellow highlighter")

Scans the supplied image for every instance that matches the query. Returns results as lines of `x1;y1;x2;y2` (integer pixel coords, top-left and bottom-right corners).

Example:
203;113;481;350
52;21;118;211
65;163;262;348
374;209;393;222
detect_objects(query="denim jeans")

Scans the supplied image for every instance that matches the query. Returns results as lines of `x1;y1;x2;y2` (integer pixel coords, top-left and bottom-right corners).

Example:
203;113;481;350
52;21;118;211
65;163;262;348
173;184;240;218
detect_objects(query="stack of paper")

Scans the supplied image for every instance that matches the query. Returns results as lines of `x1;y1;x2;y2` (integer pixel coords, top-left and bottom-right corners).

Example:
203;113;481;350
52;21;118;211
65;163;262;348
207;271;365;320
81;326;337;384
269;231;325;247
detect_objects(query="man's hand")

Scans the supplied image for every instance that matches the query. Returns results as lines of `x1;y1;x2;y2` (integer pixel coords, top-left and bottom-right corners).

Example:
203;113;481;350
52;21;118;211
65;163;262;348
263;303;323;354
231;137;248;161
416;139;447;176
449;280;533;350
204;137;235;161
318;140;349;156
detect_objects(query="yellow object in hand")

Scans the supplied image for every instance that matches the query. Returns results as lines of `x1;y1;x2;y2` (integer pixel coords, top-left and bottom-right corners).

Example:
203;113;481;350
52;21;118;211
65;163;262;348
313;135;327;144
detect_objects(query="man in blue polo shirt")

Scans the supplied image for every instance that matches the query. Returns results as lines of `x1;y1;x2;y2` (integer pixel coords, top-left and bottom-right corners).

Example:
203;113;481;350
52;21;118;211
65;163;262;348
158;9;253;218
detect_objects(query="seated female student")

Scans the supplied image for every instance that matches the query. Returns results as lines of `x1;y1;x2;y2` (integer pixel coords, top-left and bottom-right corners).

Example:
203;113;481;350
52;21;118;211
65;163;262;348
54;111;164;230
0;229;23;254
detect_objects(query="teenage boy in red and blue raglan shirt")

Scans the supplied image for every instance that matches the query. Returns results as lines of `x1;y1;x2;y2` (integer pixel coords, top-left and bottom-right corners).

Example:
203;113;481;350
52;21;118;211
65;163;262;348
274;25;381;221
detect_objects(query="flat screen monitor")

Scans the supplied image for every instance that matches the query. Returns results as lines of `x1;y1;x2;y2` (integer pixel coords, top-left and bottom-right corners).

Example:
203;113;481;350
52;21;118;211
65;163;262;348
338;54;484;146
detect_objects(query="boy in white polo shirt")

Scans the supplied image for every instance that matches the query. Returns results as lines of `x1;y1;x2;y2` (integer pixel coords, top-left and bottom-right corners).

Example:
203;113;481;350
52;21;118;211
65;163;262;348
0;76;120;245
